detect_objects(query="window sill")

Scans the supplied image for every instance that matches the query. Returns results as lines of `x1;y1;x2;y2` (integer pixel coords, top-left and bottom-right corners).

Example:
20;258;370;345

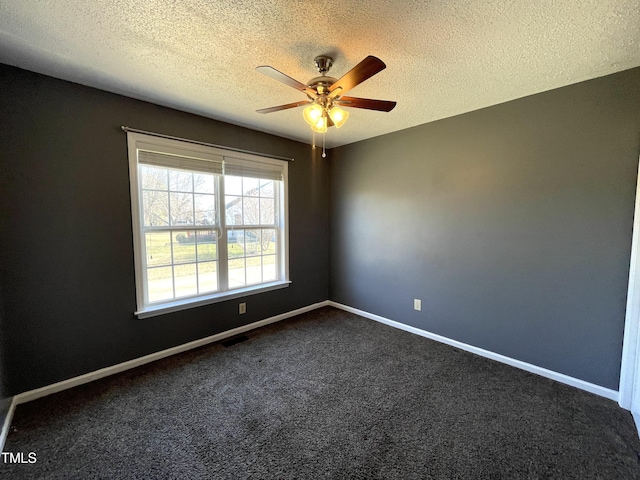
135;281;291;319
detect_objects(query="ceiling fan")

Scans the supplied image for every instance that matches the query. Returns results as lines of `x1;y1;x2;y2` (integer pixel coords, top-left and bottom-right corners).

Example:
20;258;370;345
256;55;396;134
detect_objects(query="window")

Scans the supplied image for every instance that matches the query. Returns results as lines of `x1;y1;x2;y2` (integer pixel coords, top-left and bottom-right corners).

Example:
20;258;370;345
127;132;289;318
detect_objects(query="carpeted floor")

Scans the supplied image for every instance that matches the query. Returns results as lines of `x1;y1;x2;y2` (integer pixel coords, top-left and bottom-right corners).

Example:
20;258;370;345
3;307;640;479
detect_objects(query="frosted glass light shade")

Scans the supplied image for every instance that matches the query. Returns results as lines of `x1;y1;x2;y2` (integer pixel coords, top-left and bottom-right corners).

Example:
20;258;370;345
303;104;324;126
328;106;349;128
311;115;327;133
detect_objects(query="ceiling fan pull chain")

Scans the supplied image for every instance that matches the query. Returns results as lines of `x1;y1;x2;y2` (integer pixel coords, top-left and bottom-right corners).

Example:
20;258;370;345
322;133;326;158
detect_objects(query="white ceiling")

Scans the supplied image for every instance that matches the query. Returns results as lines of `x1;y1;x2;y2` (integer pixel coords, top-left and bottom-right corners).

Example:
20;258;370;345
1;1;639;148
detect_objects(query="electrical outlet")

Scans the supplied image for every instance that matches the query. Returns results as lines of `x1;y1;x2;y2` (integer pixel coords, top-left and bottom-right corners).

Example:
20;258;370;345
239;302;246;314
414;299;422;311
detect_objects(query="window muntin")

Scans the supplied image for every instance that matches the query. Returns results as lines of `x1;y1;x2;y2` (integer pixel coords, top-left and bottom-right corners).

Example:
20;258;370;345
127;132;288;317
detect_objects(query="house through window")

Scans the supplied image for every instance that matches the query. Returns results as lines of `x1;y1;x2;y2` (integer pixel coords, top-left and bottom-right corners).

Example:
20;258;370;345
126;132;289;318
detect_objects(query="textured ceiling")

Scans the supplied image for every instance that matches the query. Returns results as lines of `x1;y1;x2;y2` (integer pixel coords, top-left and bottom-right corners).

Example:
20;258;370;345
0;1;639;148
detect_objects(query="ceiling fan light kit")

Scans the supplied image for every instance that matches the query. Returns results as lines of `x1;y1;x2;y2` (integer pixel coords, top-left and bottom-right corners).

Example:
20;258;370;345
256;54;396;153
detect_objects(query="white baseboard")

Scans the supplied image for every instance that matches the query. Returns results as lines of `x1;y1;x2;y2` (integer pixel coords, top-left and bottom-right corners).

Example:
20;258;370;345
328;301;620;402
12;301;330;408
633;410;640;435
1;397;17;452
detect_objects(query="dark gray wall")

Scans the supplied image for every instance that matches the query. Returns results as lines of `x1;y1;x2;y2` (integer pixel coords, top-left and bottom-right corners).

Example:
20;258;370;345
0;397;9;433
2;62;639;397
329;67;640;390
0;284;9;425
0;63;329;395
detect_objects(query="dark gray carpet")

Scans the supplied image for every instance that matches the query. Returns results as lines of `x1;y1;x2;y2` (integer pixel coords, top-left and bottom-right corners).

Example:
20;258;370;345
3;307;640;479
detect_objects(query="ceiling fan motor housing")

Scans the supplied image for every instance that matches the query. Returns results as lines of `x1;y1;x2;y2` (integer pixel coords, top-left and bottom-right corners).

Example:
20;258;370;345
309;56;336;96
307;75;337;95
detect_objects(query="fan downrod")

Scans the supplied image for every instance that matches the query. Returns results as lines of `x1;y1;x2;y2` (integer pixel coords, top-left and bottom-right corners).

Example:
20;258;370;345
314;55;333;75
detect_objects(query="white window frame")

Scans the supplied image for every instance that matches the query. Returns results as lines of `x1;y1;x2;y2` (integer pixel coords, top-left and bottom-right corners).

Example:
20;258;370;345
127;132;290;318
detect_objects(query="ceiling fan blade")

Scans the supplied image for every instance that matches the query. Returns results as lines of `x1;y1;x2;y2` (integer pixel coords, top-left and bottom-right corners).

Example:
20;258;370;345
335;96;397;112
256;66;317;97
328;56;387;97
256;100;311;114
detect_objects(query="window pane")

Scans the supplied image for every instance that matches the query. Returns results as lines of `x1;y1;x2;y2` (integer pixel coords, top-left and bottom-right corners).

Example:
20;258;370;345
198;261;218;293
194;173;214;194
143;191;169;227
245;230;260;256
145;232;171;267
263;255;277;282
225;175;242;195
260;198;275;225
147;266;174;303
260;180;274;197
243;197;260;225
170;192;194;225
261;229;276;254
228;230;244;258
141;166;168;191
173;231;197;263
196;233;217;261
174;263;197;297
169;170;193;192
243;177;259;196
246;256;262;285
225;196;242;225
195;194;215;225
228;258;246;288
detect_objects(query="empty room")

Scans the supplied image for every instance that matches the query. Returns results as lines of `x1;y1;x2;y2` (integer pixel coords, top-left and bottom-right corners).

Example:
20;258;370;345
1;1;640;478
